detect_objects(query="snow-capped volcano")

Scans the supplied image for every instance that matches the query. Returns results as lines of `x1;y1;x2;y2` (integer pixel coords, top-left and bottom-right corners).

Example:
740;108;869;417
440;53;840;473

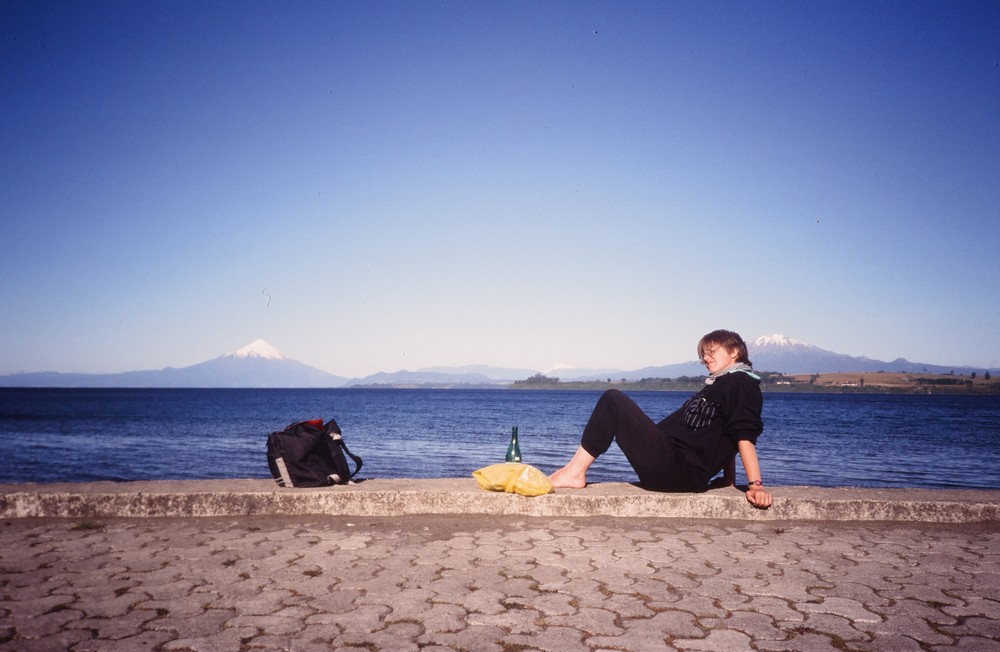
226;339;286;361
0;339;347;387
748;334;855;373
752;334;810;348
746;334;967;374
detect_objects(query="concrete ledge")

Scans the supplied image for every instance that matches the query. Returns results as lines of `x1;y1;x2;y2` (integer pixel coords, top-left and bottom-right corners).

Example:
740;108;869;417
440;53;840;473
2;479;999;522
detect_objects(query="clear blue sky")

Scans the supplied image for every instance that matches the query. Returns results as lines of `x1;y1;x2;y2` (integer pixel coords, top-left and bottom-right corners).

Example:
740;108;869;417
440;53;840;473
2;1;998;377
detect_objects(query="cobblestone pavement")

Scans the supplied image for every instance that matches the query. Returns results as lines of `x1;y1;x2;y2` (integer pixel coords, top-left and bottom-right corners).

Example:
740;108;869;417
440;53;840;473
1;515;998;652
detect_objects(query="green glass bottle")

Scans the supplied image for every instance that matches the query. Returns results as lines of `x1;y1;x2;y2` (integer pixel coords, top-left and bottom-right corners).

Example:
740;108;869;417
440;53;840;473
505;426;521;463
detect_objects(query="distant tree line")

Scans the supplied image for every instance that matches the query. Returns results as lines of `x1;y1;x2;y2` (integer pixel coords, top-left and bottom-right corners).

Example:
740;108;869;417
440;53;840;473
916;377;974;387
756;371;796;384
510;370;999;394
515;373;560;386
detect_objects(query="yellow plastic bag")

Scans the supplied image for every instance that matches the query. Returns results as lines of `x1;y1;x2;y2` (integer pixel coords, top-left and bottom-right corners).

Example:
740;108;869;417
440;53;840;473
472;463;554;497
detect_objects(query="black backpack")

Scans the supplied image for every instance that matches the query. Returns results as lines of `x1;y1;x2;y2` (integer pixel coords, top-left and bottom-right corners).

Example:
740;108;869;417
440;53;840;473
266;418;363;487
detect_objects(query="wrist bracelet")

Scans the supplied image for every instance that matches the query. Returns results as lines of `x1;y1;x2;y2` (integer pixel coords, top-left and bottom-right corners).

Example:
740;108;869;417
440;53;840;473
748;480;763;487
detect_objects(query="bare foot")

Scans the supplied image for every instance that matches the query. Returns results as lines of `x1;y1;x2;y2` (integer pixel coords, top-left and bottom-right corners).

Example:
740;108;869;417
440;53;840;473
549;465;587;489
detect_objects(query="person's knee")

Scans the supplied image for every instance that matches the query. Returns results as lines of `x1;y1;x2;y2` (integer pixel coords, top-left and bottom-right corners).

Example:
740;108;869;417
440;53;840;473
601;389;636;412
601;389;626;402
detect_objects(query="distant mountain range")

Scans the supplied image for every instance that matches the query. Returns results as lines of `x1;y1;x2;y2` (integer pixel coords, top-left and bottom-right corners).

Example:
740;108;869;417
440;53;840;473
746;334;969;375
0;340;350;389
0;335;992;388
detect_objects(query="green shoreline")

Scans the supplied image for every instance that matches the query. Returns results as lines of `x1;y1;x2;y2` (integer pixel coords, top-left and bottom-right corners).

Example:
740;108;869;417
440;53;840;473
509;371;1000;395
351;379;1000;395
510;381;1000;395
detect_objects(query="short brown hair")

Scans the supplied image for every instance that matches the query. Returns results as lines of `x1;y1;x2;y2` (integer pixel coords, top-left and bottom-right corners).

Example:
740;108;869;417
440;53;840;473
697;330;751;366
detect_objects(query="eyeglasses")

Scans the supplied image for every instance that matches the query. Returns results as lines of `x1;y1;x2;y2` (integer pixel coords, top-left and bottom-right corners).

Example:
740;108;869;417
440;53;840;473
702;346;720;359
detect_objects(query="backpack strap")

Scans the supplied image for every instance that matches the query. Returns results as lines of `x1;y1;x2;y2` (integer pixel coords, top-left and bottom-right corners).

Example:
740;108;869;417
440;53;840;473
330;433;363;480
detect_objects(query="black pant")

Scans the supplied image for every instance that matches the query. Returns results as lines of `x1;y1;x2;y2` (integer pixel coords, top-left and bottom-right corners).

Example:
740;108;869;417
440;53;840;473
580;390;698;491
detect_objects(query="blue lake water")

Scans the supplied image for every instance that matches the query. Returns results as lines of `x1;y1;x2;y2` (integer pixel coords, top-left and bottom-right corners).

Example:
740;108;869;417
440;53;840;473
1;388;998;489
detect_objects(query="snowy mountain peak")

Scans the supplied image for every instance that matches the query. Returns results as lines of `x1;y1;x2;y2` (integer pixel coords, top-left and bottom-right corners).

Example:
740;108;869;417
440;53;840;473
752;334;809;348
227;339;286;360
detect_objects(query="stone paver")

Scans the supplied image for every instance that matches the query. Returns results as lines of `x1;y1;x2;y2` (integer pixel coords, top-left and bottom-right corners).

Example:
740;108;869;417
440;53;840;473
1;515;998;651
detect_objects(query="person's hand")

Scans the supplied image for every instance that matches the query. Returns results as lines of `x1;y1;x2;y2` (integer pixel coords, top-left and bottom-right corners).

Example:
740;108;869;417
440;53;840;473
745;485;772;509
